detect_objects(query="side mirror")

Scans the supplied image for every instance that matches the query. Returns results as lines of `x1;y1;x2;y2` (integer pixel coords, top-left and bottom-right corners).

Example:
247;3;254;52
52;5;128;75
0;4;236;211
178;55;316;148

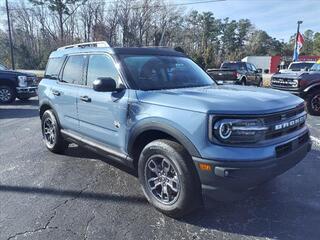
93;77;121;92
264;69;269;74
256;69;262;73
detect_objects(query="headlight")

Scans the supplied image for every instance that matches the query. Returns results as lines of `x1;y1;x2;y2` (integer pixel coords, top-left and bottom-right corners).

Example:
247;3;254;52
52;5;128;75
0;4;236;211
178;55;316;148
292;79;298;87
210;118;268;144
18;76;27;87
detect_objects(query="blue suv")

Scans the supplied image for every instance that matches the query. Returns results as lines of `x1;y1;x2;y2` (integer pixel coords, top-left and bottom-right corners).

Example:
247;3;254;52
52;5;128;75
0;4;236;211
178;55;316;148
39;42;311;218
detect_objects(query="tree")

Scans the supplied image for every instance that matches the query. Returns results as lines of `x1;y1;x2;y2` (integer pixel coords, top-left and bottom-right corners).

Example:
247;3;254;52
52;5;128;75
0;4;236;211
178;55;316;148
301;29;314;55
314;32;320;55
29;0;87;43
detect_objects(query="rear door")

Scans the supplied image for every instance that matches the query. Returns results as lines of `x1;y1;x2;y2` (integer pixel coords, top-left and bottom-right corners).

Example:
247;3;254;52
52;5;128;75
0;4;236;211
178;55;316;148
77;53;129;153
53;54;86;132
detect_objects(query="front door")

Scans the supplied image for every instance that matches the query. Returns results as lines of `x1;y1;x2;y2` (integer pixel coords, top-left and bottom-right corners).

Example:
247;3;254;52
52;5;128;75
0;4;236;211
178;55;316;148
77;53;129;153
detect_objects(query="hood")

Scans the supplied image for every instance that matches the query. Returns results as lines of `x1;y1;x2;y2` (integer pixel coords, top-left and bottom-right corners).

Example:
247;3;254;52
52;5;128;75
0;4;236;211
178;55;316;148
136;85;304;115
272;71;304;79
0;69;36;77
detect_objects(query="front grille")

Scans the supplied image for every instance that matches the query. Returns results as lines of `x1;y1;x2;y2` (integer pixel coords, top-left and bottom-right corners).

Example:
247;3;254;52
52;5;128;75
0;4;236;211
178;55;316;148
271;77;299;90
262;104;306;140
26;77;38;87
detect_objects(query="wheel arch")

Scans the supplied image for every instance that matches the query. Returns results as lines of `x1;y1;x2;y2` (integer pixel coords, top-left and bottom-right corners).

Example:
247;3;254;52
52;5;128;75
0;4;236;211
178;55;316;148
128;122;201;169
39;101;61;127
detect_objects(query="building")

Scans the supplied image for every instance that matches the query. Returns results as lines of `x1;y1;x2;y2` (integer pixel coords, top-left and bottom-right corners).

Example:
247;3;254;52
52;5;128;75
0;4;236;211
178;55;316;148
242;55;320;74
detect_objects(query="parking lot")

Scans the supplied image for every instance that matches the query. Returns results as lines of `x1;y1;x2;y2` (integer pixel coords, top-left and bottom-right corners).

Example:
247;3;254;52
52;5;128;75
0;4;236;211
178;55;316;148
0;98;319;240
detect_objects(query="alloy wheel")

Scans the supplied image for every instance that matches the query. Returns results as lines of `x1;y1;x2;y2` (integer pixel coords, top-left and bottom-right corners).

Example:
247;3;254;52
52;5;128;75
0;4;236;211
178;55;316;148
43;118;56;147
144;154;181;205
0;88;12;102
311;94;320;113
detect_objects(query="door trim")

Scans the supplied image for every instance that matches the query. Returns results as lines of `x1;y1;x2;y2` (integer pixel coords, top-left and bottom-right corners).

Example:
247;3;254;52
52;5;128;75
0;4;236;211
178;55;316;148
61;129;134;168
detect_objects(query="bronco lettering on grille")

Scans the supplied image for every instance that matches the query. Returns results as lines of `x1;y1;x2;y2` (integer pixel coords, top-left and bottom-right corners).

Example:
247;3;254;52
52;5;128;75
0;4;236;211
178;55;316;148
274;115;306;131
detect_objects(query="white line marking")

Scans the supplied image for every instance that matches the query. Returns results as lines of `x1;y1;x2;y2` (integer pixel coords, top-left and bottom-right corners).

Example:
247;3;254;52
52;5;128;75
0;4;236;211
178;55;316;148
311;136;320;148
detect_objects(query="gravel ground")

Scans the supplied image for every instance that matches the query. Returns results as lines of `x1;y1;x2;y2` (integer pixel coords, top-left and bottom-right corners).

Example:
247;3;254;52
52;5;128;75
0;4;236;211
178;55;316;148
0;98;319;240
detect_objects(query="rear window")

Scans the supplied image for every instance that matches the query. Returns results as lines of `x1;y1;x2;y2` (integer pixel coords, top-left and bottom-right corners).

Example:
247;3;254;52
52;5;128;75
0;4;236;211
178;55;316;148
221;62;246;70
45;57;65;79
289;63;314;71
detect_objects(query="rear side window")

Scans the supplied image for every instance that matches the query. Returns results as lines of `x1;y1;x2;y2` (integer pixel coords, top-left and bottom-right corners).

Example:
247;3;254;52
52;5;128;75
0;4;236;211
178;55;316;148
61;55;86;85
45;57;65;79
86;54;120;87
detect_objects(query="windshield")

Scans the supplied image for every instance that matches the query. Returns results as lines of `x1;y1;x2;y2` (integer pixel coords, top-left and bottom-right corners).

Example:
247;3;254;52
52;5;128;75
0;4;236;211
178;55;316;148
221;62;246;70
289;62;314;71
310;63;320;72
120;55;215;90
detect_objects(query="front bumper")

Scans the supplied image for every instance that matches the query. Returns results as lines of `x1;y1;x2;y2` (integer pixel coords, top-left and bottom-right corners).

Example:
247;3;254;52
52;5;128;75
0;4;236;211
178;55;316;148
16;86;38;97
193;132;312;200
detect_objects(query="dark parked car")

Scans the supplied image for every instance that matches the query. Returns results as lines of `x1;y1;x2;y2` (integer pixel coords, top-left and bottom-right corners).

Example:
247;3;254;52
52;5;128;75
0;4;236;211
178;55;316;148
207;61;263;86
0;63;38;103
271;63;320;115
39;42;311;217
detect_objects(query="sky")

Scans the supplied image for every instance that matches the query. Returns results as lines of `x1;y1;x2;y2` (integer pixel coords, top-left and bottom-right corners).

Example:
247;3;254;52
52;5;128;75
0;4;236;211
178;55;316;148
178;0;320;41
0;0;319;42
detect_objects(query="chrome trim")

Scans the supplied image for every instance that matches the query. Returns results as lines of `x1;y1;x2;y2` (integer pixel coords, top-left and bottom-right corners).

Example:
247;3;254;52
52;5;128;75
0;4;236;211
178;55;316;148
232;126;268;131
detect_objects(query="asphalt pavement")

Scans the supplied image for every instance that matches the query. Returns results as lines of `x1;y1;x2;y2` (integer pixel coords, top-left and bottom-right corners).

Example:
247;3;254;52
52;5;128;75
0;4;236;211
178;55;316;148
0;98;319;240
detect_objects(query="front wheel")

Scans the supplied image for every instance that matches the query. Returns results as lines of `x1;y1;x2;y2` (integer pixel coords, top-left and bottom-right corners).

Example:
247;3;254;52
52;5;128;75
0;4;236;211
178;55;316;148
0;85;16;103
306;91;320;116
138;139;202;218
41;110;69;153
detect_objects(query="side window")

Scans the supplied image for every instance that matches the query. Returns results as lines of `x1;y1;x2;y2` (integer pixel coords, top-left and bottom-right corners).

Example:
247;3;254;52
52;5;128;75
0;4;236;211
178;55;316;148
246;63;252;71
251;64;257;71
86;54;120;87
45;57;65;79
61;55;86;85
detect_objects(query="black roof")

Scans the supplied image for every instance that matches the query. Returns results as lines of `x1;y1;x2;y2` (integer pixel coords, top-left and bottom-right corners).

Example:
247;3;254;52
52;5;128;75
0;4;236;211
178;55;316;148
112;47;186;57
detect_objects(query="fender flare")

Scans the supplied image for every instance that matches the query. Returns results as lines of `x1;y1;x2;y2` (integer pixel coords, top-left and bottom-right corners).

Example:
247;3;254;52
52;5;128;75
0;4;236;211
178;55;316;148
128;121;201;158
303;82;320;93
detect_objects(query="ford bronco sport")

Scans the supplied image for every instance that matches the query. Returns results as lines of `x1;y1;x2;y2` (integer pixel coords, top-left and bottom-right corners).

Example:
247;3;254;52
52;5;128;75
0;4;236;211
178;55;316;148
38;41;311;218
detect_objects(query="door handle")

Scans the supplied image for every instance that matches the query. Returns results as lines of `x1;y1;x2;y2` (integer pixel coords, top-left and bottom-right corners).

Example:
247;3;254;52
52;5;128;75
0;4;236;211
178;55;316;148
80;96;91;102
51;89;61;96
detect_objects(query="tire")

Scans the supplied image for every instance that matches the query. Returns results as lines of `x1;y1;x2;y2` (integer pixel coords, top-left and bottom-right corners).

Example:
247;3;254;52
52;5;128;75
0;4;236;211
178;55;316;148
138;139;202;218
241;78;246;86
306;91;320;116
41;109;69;153
0;85;16;104
258;78;263;87
18;96;31;101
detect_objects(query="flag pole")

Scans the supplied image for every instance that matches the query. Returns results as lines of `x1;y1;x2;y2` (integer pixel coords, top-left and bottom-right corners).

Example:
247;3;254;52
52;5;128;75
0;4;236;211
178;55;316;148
5;0;15;70
294;21;303;61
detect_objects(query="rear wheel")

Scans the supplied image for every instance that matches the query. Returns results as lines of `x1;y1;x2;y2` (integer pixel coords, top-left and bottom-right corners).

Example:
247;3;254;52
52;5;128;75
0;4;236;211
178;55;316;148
41;109;69;153
138;139;202;218
0;85;16;103
241;78;246;86
307;91;320;116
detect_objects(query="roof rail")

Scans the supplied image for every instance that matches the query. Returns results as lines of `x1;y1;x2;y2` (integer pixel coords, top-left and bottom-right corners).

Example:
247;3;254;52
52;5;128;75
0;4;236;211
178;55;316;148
57;41;110;51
